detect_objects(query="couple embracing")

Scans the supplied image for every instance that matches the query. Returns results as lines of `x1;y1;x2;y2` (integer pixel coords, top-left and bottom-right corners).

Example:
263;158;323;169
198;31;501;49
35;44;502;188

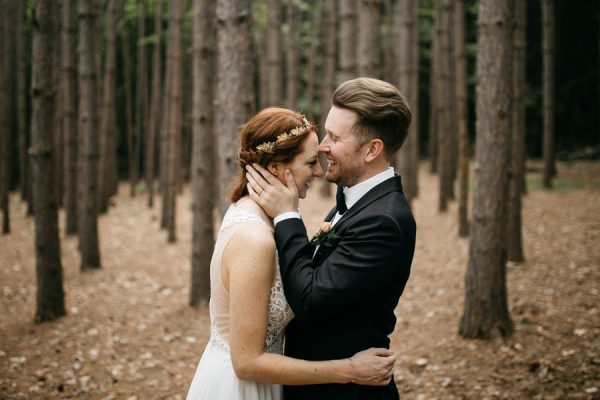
186;78;416;400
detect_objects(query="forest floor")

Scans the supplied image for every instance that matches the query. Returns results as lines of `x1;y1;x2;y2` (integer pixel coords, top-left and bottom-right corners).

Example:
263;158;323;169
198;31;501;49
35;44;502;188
1;161;599;400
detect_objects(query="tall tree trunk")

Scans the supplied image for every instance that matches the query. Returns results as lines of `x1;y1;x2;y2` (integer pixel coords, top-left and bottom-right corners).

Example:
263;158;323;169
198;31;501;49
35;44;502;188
266;0;283;106
78;0;102;269
428;3;440;174
459;0;514;339
436;0;452;212
17;1;30;204
53;5;63;208
508;0;526;262
357;0;381;78
98;0;117;214
397;0;419;205
286;0;299;109
542;0;555;188
216;0;254;214
319;0;336;198
338;0;357;83
164;0;183;242
446;1;457;200
133;0;148;196
147;0;163;208
306;0;321;119
190;0;216;307
382;0;395;84
31;0;66;323
1;0;14;234
455;0;469;237
121;16;136;198
63;0;78;235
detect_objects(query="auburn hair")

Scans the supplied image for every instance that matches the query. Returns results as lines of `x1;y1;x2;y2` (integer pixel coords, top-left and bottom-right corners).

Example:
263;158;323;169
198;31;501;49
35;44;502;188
229;108;316;203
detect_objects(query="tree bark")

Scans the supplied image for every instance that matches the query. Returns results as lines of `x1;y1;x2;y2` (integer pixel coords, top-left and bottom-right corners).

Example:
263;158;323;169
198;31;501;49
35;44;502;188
436;0;452;212
133;0;148;197
53;4;63;208
98;0;117;214
338;0;357;83
266;0;283;106
508;0;526;262
147;0;163;208
78;0;102;269
63;0;78;235
190;0;216;307
1;0;14;234
163;0;183;242
397;0;419;205
459;0;514;339
121;15;136;198
382;0;395;84
286;0;299;109
357;0;381;78
542;0;555;188
455;0;469;237
17;0;30;204
305;0;321;119
428;3;440;174
31;0;66;323
319;0;336;198
215;0;254;214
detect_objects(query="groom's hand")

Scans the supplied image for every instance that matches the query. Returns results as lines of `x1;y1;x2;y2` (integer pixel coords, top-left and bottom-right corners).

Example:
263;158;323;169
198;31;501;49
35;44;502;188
246;164;299;219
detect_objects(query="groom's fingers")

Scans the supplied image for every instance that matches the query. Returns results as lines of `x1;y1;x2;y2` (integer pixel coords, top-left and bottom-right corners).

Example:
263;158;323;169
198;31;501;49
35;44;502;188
250;163;284;188
245;168;264;194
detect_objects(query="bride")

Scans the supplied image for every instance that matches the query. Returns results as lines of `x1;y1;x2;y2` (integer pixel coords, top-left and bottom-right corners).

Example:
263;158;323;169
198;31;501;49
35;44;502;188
186;108;396;400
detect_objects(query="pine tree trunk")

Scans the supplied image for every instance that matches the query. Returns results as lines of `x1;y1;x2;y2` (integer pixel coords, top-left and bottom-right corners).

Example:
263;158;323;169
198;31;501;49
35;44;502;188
1;0;14;234
397;0;419;205
382;0;395;84
542;0;555;188
215;0;254;214
446;0;457;200
459;0;514;339
305;0;321;119
455;0;469;237
164;0;183;242
357;0;381;78
436;0;452;212
319;0;336;198
286;0;299;109
63;0;78;235
121;18;136;198
508;0;526;262
266;0;283;106
146;0;163;208
338;0;357;83
78;0;102;269
31;0;66;323
133;0;147;197
98;0;117;214
53;6;63;209
17;0;30;204
428;4;440;174
190;0;216;307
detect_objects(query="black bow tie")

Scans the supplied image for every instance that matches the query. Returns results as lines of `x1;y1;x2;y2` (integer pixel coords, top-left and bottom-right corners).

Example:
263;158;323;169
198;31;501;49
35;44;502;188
336;186;347;215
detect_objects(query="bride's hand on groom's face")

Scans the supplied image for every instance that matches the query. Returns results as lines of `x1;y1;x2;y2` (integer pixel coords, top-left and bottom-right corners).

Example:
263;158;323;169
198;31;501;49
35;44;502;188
246;164;299;218
349;348;397;386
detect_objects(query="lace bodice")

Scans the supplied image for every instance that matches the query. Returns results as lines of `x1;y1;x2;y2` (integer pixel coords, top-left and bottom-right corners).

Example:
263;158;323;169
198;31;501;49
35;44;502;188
207;205;294;359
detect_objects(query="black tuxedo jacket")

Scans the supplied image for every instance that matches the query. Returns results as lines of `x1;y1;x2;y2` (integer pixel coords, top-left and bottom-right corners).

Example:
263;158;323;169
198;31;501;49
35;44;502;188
274;176;416;400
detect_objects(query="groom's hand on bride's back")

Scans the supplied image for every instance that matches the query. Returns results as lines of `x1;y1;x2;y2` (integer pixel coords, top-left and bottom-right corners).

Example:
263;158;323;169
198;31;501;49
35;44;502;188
246;164;299;219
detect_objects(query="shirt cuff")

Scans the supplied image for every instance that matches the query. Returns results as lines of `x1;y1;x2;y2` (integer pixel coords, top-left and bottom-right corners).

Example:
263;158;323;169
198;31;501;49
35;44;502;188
274;211;302;225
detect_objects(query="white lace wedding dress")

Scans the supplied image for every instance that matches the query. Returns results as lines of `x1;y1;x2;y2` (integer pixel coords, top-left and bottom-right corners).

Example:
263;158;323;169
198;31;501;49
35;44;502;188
186;205;294;400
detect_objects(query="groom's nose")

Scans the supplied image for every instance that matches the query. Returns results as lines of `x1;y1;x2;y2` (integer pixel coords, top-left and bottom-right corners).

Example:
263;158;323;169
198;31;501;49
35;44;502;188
318;137;330;153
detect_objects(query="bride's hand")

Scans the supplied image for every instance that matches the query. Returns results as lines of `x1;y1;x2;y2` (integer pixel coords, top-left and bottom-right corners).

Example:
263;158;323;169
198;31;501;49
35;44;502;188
347;347;396;386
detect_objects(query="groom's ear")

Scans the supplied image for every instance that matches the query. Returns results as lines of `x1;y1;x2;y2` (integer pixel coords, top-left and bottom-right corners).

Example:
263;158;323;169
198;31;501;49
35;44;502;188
364;139;385;162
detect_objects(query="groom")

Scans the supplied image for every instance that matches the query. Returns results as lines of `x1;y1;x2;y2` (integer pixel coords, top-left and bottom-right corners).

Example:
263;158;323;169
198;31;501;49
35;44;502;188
247;77;416;400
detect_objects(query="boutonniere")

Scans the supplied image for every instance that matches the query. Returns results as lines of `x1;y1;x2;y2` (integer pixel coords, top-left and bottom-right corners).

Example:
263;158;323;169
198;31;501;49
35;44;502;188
309;222;338;247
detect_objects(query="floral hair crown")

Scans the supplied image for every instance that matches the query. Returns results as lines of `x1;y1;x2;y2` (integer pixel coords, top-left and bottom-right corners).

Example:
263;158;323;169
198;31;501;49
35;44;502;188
255;117;311;153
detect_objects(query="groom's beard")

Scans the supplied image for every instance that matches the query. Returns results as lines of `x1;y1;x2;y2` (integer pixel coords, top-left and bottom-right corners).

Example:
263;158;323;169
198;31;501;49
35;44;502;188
325;157;363;188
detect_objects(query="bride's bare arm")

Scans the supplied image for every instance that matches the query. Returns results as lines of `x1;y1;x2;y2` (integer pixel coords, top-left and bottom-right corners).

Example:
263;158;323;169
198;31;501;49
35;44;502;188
224;226;395;386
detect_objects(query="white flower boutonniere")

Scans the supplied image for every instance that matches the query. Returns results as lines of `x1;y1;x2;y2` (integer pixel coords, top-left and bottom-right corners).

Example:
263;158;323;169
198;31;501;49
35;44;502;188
309;222;338;247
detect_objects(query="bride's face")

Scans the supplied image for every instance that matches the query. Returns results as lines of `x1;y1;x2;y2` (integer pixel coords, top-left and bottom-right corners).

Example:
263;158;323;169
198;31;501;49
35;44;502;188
271;132;323;199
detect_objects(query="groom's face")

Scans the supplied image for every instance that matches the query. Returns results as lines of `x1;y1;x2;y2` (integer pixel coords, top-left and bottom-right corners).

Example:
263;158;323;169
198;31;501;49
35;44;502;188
320;106;366;187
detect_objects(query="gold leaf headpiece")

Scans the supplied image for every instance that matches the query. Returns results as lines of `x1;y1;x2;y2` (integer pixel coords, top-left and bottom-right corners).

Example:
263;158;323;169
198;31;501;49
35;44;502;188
255;117;311;153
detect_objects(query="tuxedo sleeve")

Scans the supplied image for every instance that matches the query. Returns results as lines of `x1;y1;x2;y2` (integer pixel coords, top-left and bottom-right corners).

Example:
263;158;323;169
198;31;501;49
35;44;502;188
274;213;404;323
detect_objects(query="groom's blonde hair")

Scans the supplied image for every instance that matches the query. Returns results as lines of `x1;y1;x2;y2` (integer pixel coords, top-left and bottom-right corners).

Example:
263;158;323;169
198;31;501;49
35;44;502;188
332;77;412;160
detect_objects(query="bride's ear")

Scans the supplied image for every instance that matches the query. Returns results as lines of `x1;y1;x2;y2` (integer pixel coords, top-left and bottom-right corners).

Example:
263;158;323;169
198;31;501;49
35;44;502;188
267;162;281;175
